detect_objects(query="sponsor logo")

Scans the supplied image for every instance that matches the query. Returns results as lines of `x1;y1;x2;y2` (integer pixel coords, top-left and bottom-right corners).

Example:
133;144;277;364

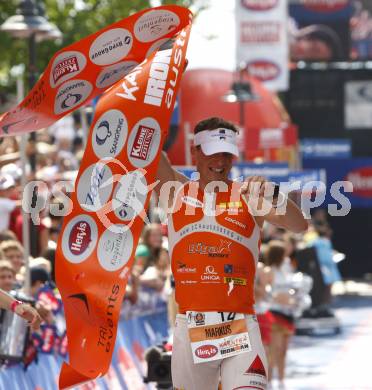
180;280;197;285
130;125;155;161
144;49;172;107
89;28;133;66
188;240;232;258
224;277;247;286
181;196;203;208
205;324;232;338
241;0;278;11
97;226;133;272
195;312;205;326
96;61;138;89
303;0;348;13
92;109;128;158
68;221;91;255
240;21;280;44
201;265;220;282
177;261;196;273
97;284;120;353
224;216;246;229
50;51;86;88
224;264;248;275
112;170;148;222
217;201;243;213
134;10;180;42
77;163;113;212
195;345;218;359
244;355;267;377
54;79;92;114
345;167;372;197
127;117;161;168
61;215;98;263
246;61;280;82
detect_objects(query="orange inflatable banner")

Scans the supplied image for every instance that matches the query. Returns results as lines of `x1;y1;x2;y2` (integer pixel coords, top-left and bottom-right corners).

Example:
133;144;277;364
0;5;192;389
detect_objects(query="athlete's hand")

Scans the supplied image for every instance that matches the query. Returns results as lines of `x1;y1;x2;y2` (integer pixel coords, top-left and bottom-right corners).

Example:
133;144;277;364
239;176;275;200
14;303;42;331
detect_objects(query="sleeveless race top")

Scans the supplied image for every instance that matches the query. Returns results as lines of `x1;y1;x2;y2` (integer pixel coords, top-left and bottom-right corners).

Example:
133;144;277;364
168;181;261;314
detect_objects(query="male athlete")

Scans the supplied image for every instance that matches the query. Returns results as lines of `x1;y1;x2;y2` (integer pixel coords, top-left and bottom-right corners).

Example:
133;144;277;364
155;117;307;390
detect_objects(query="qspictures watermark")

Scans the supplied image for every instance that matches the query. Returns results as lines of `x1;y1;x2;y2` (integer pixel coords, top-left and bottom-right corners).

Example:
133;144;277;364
21;166;354;233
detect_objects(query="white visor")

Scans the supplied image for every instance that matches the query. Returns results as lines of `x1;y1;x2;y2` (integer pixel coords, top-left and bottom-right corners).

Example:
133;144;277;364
194;128;239;157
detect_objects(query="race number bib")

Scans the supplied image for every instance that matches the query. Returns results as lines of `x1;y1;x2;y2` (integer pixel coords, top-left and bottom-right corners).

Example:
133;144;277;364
186;311;251;364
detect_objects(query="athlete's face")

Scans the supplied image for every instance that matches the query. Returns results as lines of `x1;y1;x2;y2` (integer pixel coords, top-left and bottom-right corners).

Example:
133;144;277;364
192;146;234;185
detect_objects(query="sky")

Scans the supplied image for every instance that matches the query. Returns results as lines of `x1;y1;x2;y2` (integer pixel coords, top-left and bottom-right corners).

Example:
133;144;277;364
187;0;236;71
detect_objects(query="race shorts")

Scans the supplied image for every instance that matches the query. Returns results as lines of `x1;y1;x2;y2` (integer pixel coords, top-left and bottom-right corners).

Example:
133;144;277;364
172;314;268;390
257;312;274;346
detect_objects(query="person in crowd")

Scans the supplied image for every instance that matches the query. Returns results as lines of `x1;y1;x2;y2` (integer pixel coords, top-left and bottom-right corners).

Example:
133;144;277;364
30;266;54;324
135;223;164;270
265;240;296;390
0;286;41;330
0;229;18;244
0;260;16;293
0;240;25;283
139;248;170;292
0;174;18;232
155;117;308;390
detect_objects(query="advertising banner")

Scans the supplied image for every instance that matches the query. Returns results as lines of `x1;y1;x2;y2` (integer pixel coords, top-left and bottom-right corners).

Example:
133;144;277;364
0;5;192;388
301;138;351;158
289;0;353;61
236;0;289;91
304;158;372;207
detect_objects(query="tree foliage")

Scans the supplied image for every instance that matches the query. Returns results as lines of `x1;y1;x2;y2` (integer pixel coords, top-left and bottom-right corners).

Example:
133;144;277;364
0;0;200;93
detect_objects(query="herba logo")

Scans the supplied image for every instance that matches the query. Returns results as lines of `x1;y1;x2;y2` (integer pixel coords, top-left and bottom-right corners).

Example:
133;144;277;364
246;61;280;81
241;0;278;11
195;345;218;359
130;125;155;161
53;55;80;84
181;196;203;208
68;221;91;255
303;0;348;13
345;167;372;197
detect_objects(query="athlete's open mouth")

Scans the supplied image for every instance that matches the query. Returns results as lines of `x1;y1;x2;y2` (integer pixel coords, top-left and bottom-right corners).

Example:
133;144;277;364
209;167;224;174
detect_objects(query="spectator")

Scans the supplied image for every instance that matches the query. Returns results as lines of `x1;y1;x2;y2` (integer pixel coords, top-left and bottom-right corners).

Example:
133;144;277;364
0;240;25;276
0;229;18;244
0;174;18;232
139;248;170;292
0;260;16;292
136;223;164;270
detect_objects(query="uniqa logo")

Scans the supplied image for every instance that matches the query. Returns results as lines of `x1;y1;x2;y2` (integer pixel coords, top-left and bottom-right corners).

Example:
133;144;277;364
345;167;372;197
195;345;218;359
246;61;280;81
68;221;91;254
302;0;348;13
241;0;278;11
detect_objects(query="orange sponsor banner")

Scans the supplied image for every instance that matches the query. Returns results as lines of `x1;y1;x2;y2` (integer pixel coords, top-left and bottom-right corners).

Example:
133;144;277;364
0;5;192;389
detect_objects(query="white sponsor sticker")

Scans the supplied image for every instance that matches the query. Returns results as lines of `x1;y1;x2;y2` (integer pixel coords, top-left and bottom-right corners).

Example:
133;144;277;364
181;196;203;208
112;170;148;221
54;79;93;115
89;28;133;66
95;60;138;89
92;109;128;158
127;117;161;168
134;10;180;43
77;163;113;212
145;38;171;58
97;225;133;271
50;51;87;88
61;215;98;263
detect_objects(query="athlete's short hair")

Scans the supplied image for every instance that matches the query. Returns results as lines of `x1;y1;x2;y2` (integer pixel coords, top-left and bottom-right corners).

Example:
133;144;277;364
194;117;238;134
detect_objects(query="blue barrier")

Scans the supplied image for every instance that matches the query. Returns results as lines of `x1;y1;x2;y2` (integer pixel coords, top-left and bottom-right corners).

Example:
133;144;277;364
0;309;169;390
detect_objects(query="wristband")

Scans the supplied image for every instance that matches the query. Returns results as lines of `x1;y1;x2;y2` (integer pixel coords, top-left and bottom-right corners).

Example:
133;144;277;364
10;300;22;313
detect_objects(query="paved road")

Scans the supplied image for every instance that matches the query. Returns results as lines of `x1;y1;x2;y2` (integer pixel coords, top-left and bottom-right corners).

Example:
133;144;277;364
280;294;372;390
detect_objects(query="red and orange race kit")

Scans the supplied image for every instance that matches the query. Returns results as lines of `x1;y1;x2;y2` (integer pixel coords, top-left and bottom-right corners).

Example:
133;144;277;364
168;181;261;315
